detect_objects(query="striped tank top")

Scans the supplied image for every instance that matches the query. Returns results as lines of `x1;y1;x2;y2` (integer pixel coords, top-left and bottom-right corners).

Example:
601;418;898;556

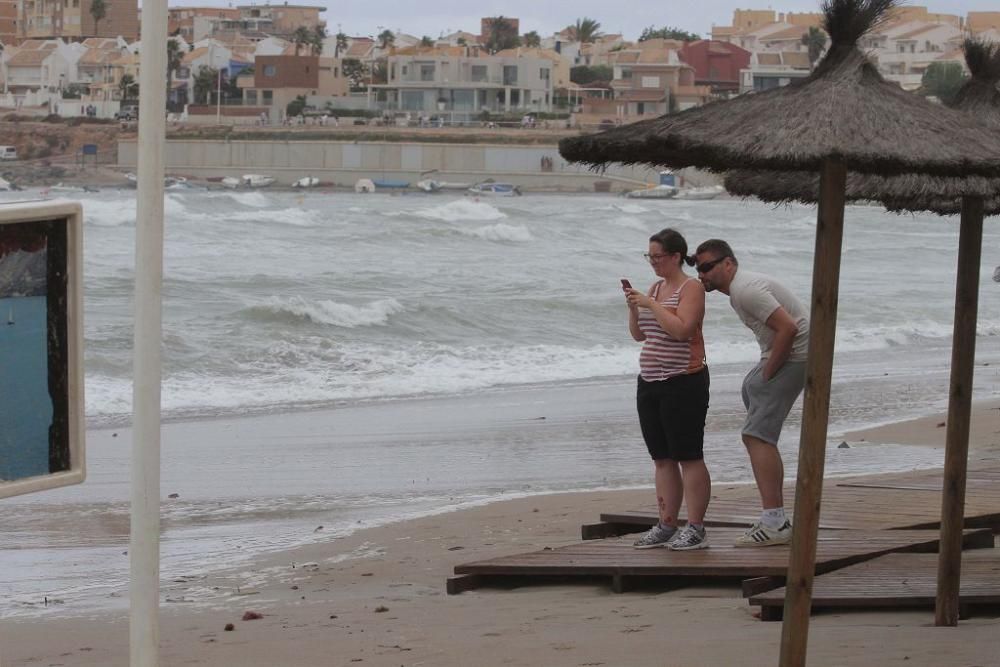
637;278;706;382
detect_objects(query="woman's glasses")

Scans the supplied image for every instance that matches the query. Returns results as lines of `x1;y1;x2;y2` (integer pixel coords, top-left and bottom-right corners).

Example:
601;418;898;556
643;253;671;263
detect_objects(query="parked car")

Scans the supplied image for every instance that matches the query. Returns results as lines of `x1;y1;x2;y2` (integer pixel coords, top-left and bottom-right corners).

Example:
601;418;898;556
0;145;18;161
115;105;138;121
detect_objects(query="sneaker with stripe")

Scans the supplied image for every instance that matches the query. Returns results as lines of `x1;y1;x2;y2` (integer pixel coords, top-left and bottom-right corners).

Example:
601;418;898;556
667;525;708;551
734;520;792;547
632;523;678;549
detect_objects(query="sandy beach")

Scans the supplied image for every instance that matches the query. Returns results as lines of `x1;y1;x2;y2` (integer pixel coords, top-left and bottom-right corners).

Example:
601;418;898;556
1;399;997;667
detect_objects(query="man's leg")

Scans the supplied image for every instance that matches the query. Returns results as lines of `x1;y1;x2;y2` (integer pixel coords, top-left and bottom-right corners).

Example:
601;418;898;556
742;433;784;509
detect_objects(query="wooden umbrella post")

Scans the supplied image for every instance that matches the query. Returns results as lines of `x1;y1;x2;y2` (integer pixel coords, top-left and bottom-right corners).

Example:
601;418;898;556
935;194;984;626
779;157;847;667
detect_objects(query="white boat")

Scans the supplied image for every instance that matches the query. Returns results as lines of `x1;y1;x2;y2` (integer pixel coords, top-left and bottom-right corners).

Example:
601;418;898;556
624;185;678;199
7;306;13;326
292;176;320;188
675;185;724;201
0;176;11;191
354;178;376;193
416;178;442;192
221;176;242;189
242;174;276;188
468;182;521;197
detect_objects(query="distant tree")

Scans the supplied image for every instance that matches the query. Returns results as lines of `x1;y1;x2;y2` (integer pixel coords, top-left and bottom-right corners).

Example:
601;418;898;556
568;17;601;43
293;26;312;55
89;0;107;36
570;64;612;85
286;94;307;117
311;25;326;55
484;16;520;52
801;26;828;69
523;30;541;48
639;25;700;42
456;36;467;46
166;37;184;110
371;59;388;84
342;58;368;91
118;73;138;101
377;29;395;50
420;35;434;47
921;61;969;105
335;31;348;57
193;66;220;105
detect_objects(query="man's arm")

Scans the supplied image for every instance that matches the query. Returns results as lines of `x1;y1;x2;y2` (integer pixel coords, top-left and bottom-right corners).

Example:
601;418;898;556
762;307;799;380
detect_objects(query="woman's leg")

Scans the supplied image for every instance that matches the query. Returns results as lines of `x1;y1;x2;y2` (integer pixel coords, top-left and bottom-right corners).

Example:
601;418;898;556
678;459;711;525
653;459;683;526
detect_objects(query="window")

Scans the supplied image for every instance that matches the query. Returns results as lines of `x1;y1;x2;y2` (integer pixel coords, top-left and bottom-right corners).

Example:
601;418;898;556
419;64;435;81
263;90;273;103
264;65;276;76
402;65;408;76
471;65;487;82
503;65;517;85
539;68;549;80
246;89;257;104
621;69;632;79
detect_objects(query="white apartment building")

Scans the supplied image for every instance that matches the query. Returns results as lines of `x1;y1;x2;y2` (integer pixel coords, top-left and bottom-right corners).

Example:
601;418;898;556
872;21;964;90
373;49;555;120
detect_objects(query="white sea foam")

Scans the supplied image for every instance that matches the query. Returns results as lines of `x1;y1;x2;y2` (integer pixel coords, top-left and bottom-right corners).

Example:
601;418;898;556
610;216;648;232
412;199;507;222
227;191;273;208
614;203;649;214
459;223;533;242
251;295;404;327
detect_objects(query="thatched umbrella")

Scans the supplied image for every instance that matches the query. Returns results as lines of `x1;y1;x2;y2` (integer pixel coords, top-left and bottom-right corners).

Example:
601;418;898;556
724;39;1000;214
559;1;1000;663
724;37;999;629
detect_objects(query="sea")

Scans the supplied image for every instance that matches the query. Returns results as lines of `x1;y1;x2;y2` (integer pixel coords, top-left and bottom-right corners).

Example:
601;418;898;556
0;187;998;618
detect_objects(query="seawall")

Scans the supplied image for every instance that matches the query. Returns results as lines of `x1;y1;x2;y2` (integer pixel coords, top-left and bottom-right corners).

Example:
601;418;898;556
116;138;670;191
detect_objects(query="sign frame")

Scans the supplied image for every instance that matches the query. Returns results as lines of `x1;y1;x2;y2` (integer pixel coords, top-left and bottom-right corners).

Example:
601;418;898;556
0;200;85;499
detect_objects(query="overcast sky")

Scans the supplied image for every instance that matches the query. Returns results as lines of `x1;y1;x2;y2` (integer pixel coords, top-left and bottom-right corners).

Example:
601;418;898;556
162;1;1000;40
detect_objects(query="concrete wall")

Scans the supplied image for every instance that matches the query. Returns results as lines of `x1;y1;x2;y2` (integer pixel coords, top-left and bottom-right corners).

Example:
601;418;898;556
117;138;663;190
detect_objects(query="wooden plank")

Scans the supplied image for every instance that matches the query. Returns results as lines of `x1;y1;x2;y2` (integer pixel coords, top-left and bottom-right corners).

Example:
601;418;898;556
446;574;482;595
453;529;993;588
751;550;1000;619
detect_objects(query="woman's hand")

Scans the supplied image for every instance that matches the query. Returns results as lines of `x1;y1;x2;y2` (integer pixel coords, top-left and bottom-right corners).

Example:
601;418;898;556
625;288;651;310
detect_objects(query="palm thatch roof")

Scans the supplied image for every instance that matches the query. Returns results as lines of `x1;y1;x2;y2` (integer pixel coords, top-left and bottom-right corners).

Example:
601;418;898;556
725;38;1000;214
558;0;1000;178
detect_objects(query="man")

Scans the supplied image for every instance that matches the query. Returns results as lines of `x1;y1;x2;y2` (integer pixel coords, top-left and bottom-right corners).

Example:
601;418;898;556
694;239;809;547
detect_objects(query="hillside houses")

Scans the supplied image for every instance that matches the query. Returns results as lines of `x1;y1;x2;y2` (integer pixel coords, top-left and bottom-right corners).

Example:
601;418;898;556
4;4;1000;124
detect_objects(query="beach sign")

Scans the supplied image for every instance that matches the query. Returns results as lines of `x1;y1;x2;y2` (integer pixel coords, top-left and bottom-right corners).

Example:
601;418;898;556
0;201;85;499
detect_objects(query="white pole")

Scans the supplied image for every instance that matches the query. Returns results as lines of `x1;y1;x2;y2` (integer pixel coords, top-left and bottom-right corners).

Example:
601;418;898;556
131;0;167;664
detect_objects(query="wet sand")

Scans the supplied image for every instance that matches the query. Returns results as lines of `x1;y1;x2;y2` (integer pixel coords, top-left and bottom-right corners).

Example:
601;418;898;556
1;401;998;666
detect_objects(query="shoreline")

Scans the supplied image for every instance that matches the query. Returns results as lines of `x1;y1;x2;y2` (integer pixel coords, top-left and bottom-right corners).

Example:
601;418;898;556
2;401;998;665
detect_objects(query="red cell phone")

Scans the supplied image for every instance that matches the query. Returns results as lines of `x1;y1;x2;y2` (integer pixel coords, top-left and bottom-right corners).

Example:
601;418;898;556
620;278;632;292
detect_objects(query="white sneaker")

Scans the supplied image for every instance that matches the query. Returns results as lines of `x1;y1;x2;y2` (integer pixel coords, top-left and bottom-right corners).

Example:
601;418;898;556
632;523;678;549
734;520;792;547
667;525;709;551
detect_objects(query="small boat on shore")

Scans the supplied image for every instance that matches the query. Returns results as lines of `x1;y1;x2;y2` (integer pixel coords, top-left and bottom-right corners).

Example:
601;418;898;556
624;185;678;199
292;176;320;189
221;174;276;189
468;182;521;197
675;185;724;201
355;178;376;193
372;178;410;189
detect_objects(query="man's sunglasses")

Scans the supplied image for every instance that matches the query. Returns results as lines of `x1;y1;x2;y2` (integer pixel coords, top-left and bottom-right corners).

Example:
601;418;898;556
696;256;730;274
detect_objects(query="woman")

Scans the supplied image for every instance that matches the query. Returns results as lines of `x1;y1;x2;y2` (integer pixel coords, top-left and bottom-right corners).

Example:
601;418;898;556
625;228;711;550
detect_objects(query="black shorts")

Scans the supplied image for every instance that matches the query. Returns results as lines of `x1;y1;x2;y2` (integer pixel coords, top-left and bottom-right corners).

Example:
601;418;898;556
636;367;710;461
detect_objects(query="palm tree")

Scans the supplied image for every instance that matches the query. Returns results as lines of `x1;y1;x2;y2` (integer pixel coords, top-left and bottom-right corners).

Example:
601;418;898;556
89;0;107;37
293;26;312;55
165;38;184;110
484;16;519;52
523;30;541;48
335;31;348;57
420;36;434;47
311;25;326;55
801;26;828;69
118;73;138;102
569;17;602;43
377;29;395;50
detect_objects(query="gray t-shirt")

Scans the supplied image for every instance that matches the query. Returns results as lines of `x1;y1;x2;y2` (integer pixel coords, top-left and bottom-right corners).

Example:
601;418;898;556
729;269;809;362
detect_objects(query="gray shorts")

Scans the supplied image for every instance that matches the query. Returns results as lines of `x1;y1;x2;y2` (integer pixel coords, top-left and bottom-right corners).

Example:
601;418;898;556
741;360;806;445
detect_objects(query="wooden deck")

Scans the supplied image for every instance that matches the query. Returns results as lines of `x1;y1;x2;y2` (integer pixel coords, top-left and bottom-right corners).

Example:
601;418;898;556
749;549;1000;621
582;463;1000;539
447;528;994;595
